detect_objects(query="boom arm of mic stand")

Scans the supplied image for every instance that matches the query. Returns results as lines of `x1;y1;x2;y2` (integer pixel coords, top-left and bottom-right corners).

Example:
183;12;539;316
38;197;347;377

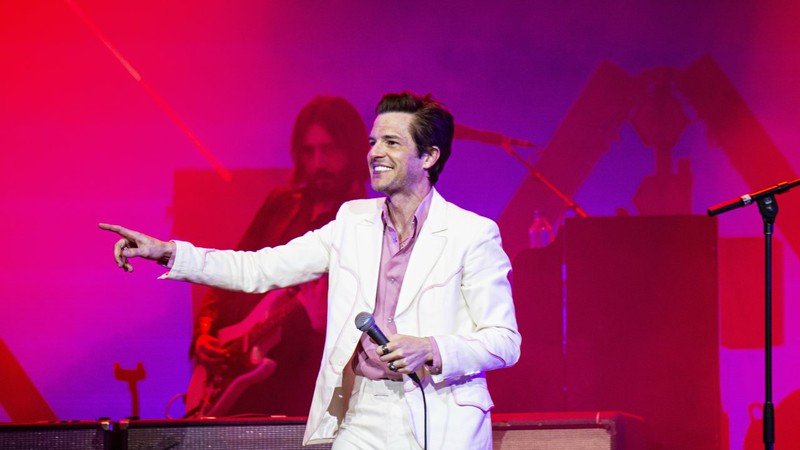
708;178;800;216
500;141;589;218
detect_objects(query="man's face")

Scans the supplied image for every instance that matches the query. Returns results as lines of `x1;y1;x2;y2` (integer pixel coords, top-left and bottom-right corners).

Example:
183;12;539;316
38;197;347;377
367;112;430;197
298;123;351;196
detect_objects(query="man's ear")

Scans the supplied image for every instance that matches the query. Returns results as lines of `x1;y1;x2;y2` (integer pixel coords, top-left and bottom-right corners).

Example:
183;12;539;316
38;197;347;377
422;146;440;170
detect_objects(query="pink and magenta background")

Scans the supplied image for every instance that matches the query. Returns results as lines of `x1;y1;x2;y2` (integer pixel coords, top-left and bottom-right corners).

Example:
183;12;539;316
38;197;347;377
1;1;799;448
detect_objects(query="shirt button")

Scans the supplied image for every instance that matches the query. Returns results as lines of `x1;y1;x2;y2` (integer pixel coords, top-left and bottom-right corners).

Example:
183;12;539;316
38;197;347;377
389;277;396;283
387;317;394;323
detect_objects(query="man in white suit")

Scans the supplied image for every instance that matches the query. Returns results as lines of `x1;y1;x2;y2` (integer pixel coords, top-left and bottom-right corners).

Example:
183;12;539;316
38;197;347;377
100;92;521;449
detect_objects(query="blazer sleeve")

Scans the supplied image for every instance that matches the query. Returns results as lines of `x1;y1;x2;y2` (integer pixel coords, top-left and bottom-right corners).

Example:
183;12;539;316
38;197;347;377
162;220;335;293
431;219;522;382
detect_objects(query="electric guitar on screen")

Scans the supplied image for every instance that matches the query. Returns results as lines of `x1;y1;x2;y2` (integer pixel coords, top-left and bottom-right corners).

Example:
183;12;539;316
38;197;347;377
183;286;303;418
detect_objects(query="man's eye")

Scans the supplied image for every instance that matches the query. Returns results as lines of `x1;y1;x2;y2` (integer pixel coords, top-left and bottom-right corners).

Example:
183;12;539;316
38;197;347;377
387;140;398;146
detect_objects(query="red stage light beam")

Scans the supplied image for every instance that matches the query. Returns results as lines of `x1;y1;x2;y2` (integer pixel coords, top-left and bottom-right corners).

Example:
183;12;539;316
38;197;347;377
64;0;233;182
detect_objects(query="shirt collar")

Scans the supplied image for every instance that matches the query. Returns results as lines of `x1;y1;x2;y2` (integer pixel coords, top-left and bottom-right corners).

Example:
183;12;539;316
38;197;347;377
380;188;435;237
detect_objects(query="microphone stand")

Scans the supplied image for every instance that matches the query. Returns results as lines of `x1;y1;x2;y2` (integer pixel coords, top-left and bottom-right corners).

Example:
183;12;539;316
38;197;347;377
499;141;589;218
708;177;800;450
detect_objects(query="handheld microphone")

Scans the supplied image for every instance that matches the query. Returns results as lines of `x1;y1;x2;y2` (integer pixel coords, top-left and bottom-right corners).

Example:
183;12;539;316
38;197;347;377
354;312;420;384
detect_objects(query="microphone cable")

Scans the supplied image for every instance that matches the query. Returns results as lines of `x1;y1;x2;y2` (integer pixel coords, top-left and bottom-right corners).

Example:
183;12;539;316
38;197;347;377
417;376;427;450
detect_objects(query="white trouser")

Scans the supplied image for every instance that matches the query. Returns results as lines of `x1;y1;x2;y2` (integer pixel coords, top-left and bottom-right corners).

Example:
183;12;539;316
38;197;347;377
332;376;423;450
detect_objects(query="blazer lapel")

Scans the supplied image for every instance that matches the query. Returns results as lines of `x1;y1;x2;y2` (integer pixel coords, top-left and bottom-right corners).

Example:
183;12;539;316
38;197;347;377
356;201;385;310
395;190;448;317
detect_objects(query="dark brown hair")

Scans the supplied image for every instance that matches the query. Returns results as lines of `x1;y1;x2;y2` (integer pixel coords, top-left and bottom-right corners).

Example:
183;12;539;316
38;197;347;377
375;92;453;185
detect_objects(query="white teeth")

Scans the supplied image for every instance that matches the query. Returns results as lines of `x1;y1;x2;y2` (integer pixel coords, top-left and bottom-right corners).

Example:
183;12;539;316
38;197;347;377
374;166;392;172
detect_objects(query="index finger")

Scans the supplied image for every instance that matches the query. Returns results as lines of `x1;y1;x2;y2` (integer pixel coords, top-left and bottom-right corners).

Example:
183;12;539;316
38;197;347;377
98;223;139;240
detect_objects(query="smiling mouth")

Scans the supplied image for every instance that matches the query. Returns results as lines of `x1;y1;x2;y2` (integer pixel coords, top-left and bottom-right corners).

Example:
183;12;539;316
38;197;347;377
373;166;392;172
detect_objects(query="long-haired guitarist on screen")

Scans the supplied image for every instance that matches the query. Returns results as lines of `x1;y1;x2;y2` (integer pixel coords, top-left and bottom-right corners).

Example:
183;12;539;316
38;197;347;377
185;96;369;418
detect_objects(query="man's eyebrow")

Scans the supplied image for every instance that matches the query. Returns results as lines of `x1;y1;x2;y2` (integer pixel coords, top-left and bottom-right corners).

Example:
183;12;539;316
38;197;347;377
369;133;403;142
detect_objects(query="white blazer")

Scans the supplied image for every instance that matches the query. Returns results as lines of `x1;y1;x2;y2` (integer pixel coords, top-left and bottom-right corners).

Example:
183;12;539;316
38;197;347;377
166;189;521;449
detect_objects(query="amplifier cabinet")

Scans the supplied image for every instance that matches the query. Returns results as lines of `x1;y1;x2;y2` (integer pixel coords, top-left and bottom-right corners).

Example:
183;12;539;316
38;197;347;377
492;411;646;450
1;413;644;449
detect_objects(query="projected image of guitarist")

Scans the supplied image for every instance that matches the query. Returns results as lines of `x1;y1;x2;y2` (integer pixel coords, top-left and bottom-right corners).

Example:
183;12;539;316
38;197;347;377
185;96;368;418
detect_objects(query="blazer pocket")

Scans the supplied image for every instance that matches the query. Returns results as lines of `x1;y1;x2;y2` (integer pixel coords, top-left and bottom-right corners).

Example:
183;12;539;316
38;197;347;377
450;378;494;412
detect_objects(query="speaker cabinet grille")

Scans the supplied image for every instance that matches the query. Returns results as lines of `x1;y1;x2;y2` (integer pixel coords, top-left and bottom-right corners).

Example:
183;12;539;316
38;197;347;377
0;421;110;450
120;418;331;450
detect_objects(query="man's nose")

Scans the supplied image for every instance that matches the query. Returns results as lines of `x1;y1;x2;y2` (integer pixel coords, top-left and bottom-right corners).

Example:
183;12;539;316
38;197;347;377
368;142;384;159
310;147;328;166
